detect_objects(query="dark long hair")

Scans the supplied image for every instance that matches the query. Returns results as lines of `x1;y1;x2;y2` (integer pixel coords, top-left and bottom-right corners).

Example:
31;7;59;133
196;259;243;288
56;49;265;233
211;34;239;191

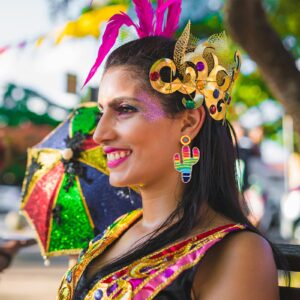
99;36;289;284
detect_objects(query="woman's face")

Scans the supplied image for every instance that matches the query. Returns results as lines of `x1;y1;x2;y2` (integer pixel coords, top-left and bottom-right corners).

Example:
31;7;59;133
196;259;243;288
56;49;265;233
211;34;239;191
93;67;183;188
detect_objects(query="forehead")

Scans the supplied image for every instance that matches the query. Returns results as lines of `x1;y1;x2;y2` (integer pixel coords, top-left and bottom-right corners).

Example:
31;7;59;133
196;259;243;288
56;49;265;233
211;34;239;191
98;67;143;103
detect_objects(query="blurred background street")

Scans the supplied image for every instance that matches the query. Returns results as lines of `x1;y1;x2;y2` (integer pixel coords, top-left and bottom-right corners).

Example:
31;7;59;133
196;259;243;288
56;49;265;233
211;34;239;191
0;245;67;300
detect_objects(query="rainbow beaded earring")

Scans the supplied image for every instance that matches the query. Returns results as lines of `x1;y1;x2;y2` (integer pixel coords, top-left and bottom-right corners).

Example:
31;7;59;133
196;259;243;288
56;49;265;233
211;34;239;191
173;135;200;183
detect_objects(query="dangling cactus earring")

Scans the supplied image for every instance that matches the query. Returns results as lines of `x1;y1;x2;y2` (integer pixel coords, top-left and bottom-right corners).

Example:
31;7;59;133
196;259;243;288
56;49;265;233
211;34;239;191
173;135;200;183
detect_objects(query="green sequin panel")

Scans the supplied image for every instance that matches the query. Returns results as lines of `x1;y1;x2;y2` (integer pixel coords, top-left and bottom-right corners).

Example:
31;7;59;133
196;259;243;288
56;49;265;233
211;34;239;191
71;106;99;136
48;174;94;252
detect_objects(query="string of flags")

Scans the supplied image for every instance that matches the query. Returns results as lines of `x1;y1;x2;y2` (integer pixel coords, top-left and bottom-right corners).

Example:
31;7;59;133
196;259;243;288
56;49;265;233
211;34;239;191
0;4;127;55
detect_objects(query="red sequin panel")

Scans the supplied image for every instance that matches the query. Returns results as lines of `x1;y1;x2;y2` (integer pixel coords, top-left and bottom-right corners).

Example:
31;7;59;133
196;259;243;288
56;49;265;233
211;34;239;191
24;162;64;249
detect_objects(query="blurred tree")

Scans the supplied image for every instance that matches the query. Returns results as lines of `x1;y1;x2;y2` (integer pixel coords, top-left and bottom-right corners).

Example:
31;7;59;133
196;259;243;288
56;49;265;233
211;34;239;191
47;0;127;19
47;0;93;19
224;0;300;132
1;83;68;127
47;0;74;19
0;83;70;185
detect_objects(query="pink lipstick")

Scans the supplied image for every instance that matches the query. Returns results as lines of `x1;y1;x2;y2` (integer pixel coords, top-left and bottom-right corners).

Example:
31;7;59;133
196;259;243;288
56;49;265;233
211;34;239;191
104;147;132;168
107;154;131;168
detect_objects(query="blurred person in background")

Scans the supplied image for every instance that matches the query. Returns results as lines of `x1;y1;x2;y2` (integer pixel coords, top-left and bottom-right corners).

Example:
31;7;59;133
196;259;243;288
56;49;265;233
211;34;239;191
232;121;265;226
0;238;36;272
244;125;266;227
281;152;300;242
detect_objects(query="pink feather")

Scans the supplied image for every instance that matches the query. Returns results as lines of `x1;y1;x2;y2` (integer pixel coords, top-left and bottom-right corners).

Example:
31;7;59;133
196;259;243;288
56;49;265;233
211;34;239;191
132;0;155;37
83;12;138;87
155;0;181;37
83;0;183;87
155;0;165;35
163;0;181;37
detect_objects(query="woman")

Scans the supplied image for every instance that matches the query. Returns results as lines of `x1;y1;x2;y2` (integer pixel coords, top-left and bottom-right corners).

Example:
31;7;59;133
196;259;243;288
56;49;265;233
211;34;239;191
58;1;281;299
0;238;36;272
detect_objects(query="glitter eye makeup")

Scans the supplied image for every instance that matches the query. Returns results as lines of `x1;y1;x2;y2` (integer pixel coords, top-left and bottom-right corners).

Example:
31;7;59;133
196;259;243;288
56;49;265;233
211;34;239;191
97;94;165;122
136;92;166;122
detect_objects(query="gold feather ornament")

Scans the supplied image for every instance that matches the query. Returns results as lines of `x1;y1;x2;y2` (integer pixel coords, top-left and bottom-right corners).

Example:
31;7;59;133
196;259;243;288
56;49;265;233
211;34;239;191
149;22;241;122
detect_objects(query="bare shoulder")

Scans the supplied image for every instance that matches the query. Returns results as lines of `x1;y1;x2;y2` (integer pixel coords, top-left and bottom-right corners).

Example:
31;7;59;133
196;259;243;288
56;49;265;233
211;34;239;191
221;230;274;259
193;230;279;300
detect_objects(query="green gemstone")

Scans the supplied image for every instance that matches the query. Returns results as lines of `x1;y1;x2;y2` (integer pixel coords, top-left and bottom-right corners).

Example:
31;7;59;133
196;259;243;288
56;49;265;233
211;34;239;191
186;100;195;109
182;97;196;109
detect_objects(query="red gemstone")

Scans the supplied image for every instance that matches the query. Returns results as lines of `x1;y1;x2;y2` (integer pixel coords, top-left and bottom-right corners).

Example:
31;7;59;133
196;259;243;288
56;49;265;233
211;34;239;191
105;277;113;283
150;71;160;81
210;105;216;114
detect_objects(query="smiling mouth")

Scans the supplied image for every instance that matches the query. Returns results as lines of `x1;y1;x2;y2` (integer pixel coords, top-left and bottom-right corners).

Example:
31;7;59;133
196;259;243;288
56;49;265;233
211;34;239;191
106;150;132;168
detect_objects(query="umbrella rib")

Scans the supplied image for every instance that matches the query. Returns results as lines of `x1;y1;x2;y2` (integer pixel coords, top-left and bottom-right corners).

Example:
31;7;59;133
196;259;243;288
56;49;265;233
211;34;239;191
76;175;96;229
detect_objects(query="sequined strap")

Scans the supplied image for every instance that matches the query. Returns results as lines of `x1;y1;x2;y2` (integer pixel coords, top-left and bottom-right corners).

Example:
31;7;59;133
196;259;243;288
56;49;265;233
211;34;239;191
134;223;245;299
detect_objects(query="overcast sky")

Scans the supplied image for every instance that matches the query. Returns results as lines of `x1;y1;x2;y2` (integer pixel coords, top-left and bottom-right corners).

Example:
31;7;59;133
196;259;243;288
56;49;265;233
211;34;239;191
0;0;54;45
0;0;91;44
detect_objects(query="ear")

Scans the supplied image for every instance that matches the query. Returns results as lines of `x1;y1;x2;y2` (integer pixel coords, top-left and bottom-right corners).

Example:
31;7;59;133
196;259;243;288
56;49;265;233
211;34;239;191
180;106;206;139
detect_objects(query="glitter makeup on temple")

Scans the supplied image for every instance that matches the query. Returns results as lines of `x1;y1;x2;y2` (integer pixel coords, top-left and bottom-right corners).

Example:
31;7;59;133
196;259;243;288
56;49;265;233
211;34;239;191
137;92;166;122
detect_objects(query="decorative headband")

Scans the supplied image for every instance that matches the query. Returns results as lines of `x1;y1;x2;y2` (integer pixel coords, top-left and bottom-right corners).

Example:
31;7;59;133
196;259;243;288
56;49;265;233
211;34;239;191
149;21;241;121
83;0;241;122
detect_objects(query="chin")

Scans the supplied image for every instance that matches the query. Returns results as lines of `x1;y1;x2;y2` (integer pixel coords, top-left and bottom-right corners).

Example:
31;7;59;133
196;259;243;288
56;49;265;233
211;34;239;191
108;173;142;189
108;175;131;188
108;179;126;188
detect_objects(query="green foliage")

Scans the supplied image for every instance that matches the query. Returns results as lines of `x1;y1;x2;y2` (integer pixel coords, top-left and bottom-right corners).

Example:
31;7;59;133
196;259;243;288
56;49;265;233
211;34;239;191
189;14;224;38
233;72;273;107
266;0;300;57
0;83;68;127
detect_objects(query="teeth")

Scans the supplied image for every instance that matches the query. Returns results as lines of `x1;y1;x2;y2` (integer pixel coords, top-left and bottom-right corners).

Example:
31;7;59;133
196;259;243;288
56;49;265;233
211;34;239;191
107;150;131;162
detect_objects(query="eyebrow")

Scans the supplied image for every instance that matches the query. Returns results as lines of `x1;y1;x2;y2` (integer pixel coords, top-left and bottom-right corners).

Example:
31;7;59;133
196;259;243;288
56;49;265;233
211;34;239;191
98;97;141;109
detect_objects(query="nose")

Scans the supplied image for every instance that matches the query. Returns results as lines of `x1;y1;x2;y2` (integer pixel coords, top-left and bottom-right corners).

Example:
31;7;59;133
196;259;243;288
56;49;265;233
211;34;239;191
93;111;117;146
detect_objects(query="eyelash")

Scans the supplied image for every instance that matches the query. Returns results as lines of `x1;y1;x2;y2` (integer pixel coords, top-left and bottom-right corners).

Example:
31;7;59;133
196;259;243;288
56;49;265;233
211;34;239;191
116;105;137;115
98;105;137;115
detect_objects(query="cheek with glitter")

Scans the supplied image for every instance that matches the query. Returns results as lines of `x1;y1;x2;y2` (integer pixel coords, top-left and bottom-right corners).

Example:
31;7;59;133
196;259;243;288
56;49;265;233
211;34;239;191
137;92;166;122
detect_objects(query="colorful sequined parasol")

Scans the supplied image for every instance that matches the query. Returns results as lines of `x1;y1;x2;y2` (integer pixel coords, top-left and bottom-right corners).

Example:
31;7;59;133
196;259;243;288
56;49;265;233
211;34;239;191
20;102;141;260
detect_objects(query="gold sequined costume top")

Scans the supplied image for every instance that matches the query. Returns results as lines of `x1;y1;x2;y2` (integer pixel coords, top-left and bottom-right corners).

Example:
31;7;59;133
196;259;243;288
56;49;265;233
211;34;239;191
57;210;246;300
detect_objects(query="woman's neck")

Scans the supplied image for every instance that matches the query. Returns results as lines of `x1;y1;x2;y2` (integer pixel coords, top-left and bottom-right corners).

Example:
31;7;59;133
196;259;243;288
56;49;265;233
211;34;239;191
137;176;184;232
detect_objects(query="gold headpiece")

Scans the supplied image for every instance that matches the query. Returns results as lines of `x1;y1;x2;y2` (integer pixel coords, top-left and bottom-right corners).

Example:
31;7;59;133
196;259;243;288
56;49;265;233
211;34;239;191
149;22;241;121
